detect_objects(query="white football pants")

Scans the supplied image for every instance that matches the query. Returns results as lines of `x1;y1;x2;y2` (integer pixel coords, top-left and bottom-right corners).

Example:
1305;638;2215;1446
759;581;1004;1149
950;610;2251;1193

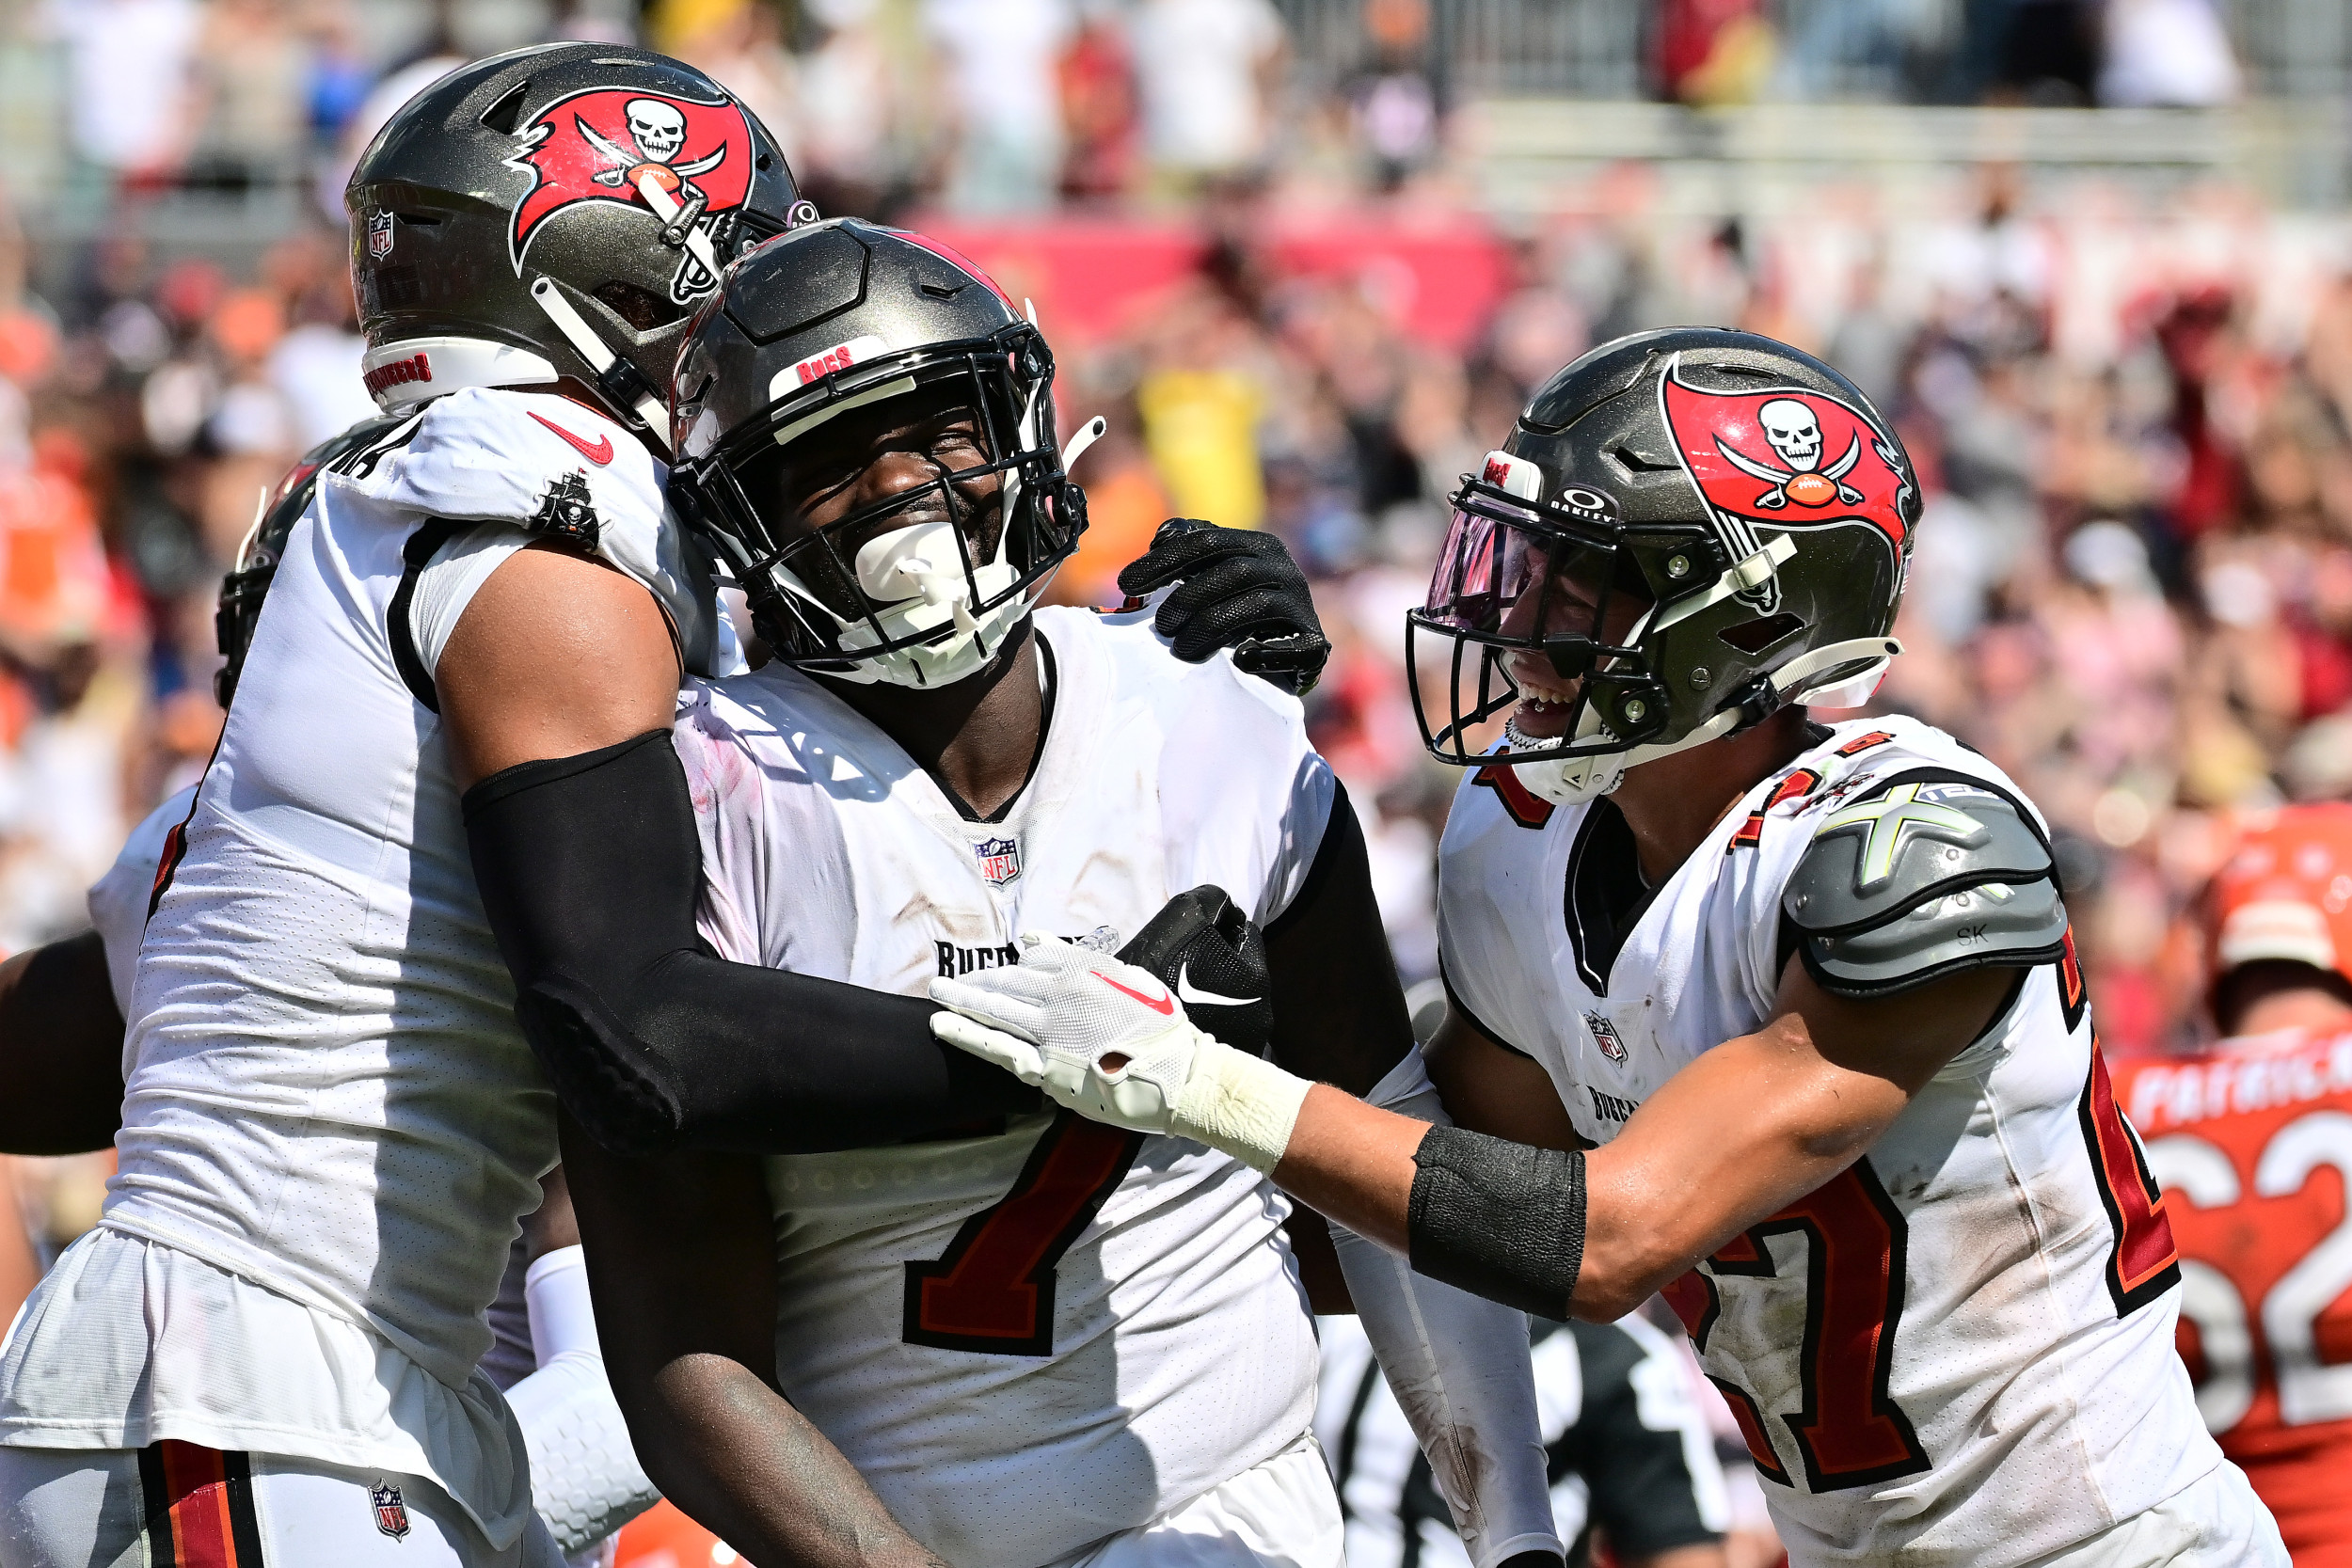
2021;1460;2287;1568
0;1441;565;1568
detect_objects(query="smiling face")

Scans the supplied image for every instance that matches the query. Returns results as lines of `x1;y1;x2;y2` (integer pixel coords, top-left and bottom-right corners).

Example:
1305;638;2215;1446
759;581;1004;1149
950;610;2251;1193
762;381;1007;619
1494;534;1653;740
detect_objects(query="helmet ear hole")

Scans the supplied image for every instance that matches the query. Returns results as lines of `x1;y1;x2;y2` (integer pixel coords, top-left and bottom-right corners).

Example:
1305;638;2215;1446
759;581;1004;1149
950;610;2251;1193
593;282;689;332
1718;611;1807;656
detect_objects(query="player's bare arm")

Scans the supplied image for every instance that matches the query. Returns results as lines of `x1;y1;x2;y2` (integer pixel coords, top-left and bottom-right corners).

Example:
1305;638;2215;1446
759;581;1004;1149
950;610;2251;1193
1269;955;2015;1319
437;543;681;786
561;1122;948;1568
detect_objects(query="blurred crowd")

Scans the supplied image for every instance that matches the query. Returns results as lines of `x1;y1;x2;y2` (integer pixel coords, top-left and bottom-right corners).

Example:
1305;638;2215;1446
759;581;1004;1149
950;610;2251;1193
0;0;2334;1101
1033;162;2352;1066
11;0;2256;238
0;4;2332;1560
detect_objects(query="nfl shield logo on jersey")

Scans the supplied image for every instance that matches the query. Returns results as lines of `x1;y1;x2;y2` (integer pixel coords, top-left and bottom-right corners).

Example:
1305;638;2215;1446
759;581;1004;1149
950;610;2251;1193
371;1481;411;1540
1584;1011;1628;1064
975;837;1021;886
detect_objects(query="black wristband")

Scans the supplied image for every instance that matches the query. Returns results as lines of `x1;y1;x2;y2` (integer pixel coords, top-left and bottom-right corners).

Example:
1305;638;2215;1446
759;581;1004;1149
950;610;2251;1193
1406;1123;1586;1318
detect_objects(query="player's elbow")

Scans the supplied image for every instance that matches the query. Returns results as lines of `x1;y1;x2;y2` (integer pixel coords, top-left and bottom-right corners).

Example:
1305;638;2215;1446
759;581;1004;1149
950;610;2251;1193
514;978;689;1158
1570;1209;1702;1323
1566;1248;1661;1323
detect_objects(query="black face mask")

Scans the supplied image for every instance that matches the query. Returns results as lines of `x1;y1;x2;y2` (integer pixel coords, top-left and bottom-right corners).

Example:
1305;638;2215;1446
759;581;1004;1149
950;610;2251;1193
1409;474;1667;767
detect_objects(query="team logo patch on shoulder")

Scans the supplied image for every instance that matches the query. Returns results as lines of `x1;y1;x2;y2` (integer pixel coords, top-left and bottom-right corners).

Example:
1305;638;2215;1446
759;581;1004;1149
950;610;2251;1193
529;470;601;548
1584;1011;1628;1064
1729;766;1825;851
371;1481;411;1540
503;86;756;302
975;837;1021;886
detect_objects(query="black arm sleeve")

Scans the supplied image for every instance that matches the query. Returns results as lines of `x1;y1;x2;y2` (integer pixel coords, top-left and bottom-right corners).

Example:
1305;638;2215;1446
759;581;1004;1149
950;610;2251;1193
465;728;1038;1157
0;931;125;1156
1263;778;1417;1096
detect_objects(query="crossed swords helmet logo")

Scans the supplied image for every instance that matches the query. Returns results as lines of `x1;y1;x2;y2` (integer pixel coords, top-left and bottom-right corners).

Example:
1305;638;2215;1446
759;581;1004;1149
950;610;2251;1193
1720;397;1867;511
1657;355;1913;614
503;86;758;303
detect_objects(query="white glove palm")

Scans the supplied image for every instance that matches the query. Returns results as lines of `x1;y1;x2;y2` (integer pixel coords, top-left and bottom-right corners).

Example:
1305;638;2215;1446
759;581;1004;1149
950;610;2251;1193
929;933;1310;1170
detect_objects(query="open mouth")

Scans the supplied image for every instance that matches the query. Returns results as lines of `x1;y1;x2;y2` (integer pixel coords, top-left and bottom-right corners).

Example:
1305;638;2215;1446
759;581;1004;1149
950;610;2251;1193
1506;654;1579;739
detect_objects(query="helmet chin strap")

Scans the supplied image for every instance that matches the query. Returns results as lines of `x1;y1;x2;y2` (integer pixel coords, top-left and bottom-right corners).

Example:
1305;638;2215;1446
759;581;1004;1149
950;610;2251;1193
1503;635;1902;808
526;277;673;446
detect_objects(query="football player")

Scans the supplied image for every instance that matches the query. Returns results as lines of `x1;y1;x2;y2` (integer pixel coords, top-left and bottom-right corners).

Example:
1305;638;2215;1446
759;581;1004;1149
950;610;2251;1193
928;328;2290;1568
539;217;1562;1568
0;421;659;1567
0;45;1435;1568
2112;804;2352;1568
0;43;982;1568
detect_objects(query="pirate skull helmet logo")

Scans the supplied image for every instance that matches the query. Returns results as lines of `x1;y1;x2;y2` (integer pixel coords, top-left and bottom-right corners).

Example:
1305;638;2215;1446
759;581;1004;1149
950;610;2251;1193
1758;399;1823;471
1715;396;1865;510
625;98;687;163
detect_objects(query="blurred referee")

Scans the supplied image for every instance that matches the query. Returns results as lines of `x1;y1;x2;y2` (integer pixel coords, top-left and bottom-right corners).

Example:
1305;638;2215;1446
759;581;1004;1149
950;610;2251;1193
1316;1311;1730;1568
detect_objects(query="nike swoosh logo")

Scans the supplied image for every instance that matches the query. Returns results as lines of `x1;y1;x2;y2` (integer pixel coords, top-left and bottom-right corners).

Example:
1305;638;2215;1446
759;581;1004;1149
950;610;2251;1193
1176;961;1261;1010
1096;972;1174;1016
529;411;614;465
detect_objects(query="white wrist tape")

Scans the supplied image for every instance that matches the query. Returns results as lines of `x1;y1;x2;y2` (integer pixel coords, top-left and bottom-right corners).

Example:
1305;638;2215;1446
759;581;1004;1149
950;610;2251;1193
1171;1037;1312;1172
525;1245;601;1365
510;1246;661;1556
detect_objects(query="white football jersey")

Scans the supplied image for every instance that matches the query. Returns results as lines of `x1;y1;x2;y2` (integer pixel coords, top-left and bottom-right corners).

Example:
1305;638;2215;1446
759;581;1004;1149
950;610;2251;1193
676;605;1336;1568
0;389;707;1548
1437;715;2223;1568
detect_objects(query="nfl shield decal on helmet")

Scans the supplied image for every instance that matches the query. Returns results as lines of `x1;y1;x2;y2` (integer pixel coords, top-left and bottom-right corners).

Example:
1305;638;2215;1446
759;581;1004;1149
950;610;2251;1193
502;85;755;296
1659;356;1911;546
367;209;395;261
371;1480;411;1540
1584;1011;1628;1064
975;837;1022;886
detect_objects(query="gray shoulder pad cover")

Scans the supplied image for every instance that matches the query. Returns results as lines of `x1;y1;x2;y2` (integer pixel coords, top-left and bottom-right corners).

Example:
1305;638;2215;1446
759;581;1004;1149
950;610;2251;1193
1782;777;2067;998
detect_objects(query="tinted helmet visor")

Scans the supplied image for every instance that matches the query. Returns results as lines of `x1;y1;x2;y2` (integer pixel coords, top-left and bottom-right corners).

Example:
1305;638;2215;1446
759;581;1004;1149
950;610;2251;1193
1408;474;1663;765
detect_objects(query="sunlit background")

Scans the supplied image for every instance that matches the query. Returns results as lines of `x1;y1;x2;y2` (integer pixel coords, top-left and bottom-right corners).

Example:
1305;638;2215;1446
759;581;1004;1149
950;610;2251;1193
0;0;2344;1479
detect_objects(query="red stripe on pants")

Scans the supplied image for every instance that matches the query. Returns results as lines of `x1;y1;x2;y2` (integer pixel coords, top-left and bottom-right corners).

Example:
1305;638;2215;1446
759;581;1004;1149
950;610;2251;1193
157;1440;242;1568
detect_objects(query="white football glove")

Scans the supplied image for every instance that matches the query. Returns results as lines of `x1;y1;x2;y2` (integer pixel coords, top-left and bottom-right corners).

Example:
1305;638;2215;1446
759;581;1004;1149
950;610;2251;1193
929;932;1311;1172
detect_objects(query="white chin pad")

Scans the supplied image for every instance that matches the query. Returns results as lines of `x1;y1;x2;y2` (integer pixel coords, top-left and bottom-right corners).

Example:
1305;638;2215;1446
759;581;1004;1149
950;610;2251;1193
854;521;971;609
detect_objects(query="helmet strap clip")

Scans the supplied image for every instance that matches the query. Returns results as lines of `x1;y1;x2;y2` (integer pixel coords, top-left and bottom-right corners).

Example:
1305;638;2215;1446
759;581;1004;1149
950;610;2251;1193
528;276;672;447
1726;673;1787;736
596;357;659;420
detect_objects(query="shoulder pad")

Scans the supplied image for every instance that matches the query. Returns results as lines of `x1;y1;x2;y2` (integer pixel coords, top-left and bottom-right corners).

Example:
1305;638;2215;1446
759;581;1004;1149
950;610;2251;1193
1782;774;2066;997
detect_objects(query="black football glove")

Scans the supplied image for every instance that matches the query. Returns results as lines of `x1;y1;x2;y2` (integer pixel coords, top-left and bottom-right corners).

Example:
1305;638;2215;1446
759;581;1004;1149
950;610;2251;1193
1115;884;1273;1058
1118;518;1330;697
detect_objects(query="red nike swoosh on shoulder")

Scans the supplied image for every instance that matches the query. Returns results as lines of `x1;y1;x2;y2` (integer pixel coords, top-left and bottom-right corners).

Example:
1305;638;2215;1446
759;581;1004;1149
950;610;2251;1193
1096;972;1174;1016
529;411;614;465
